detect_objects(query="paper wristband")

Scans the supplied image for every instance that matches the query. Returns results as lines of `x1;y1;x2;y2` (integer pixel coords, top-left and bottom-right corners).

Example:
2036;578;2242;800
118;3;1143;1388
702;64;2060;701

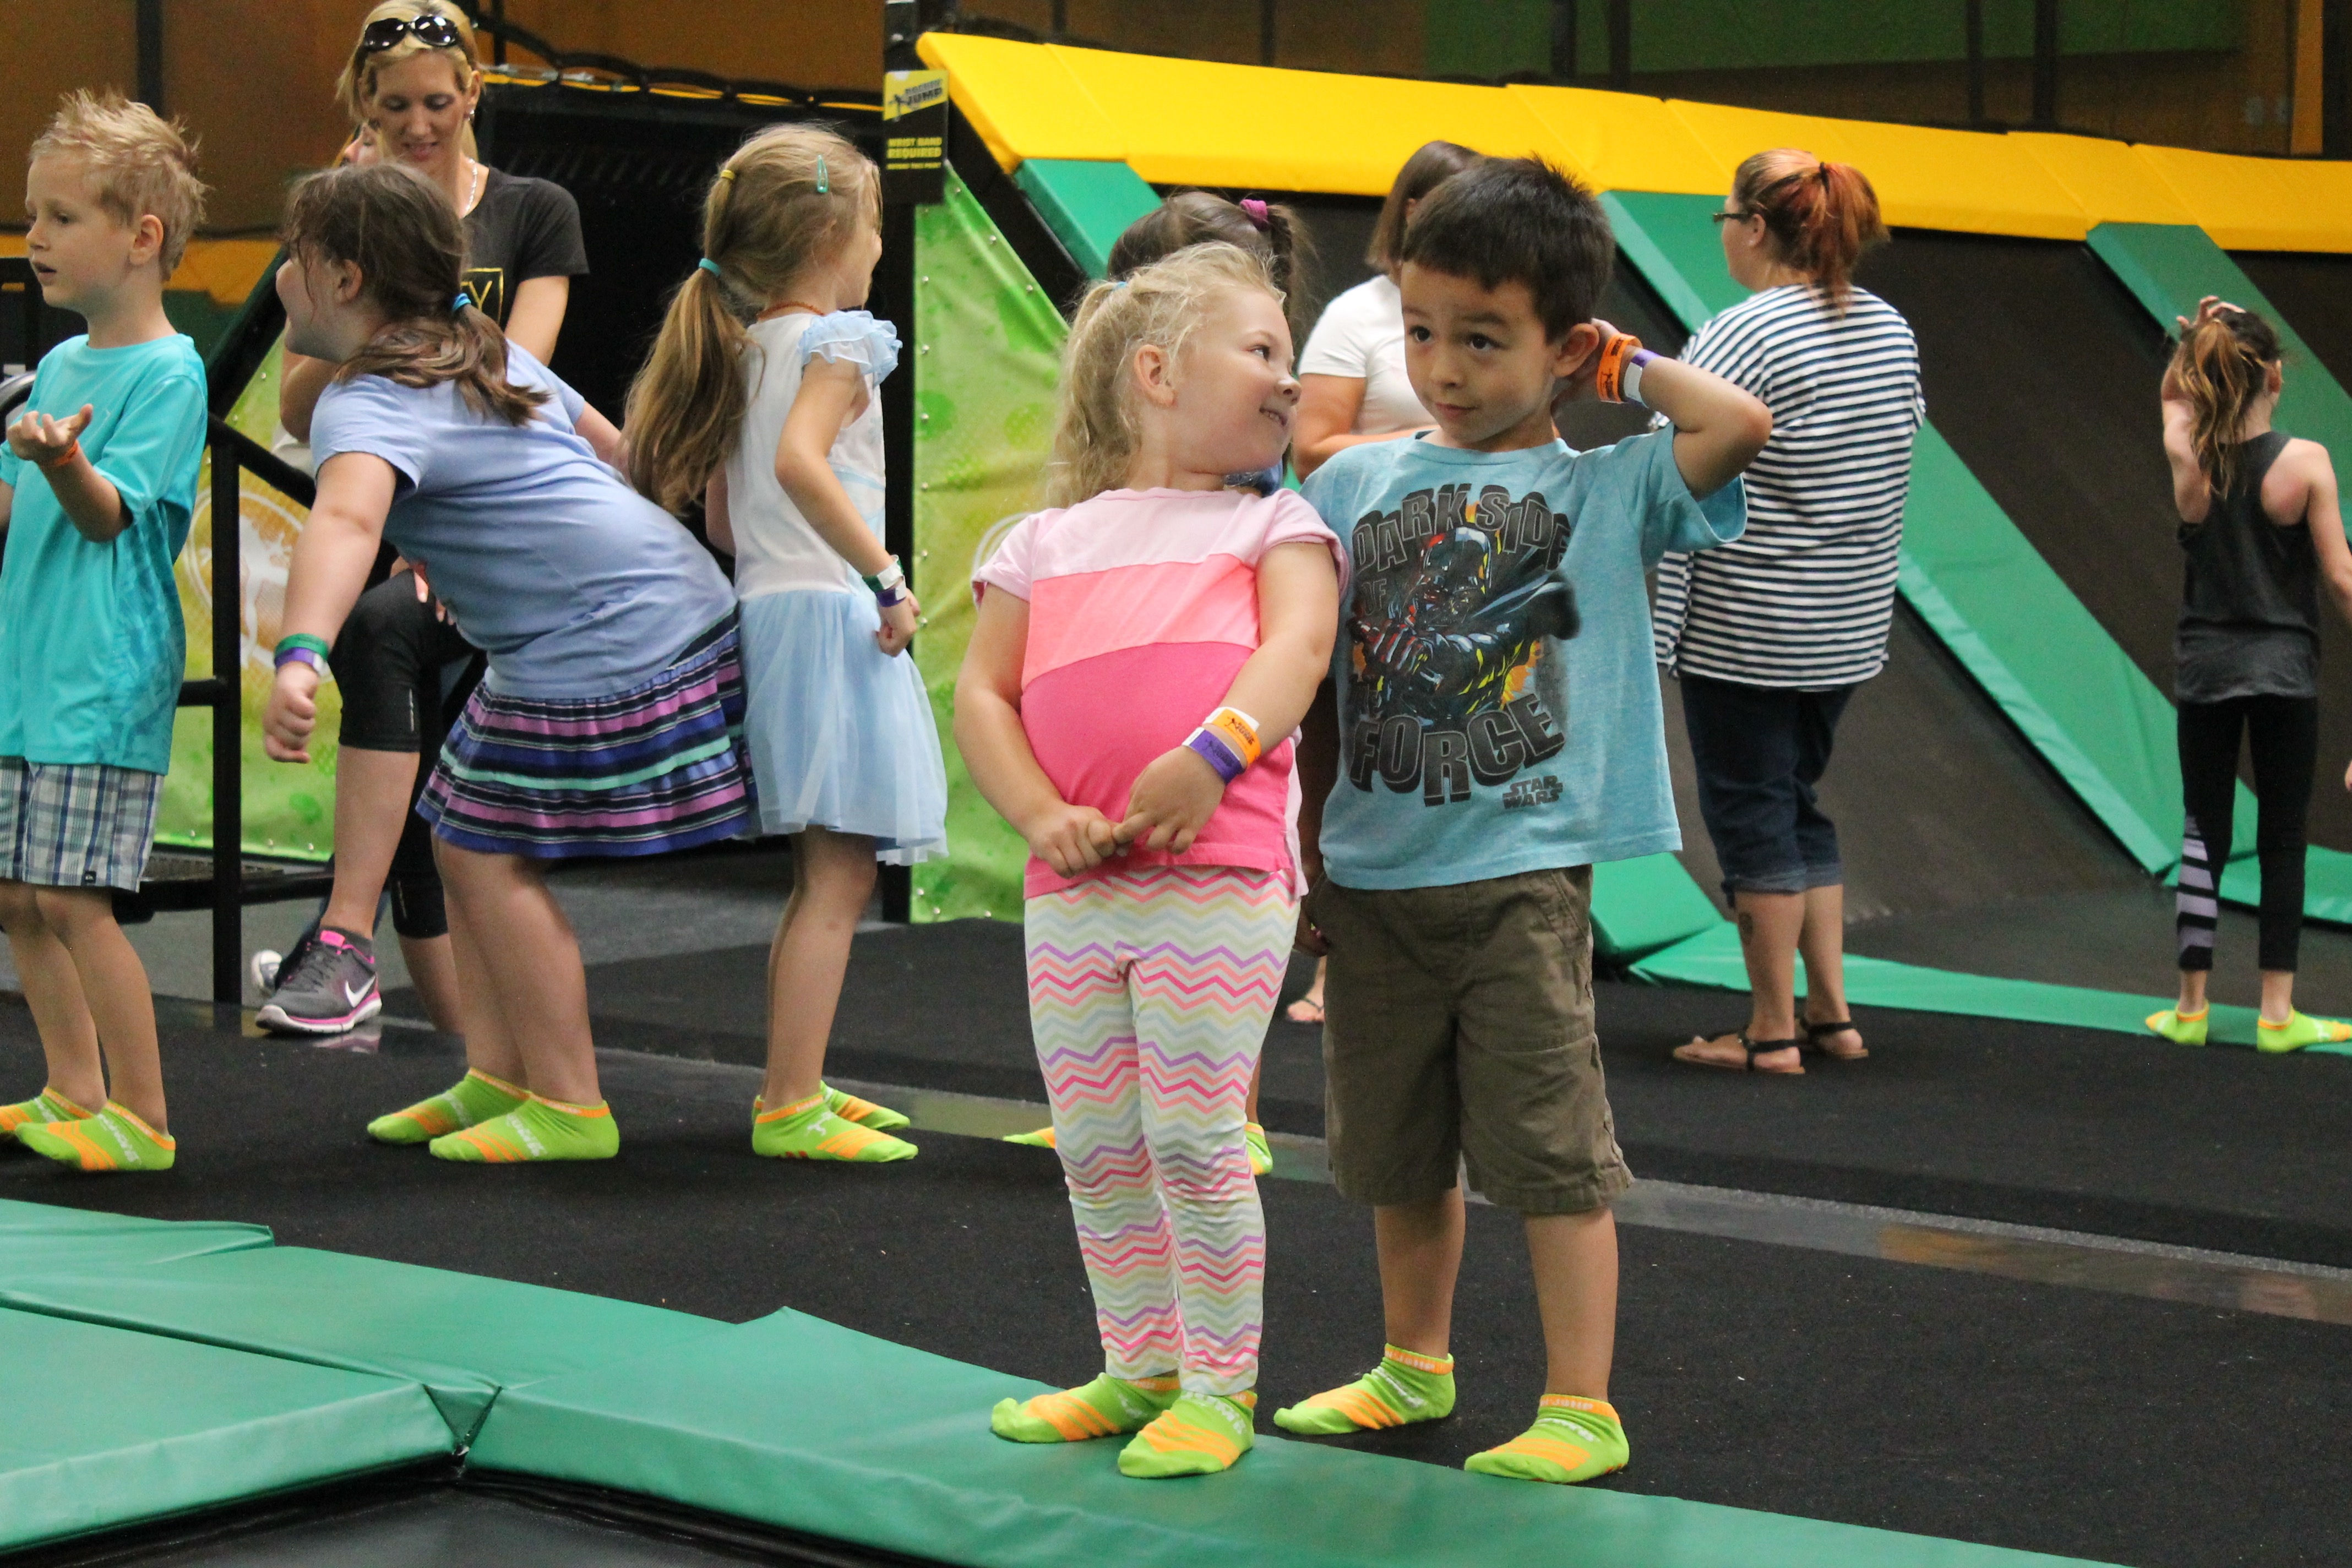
1199;706;1262;769
274;633;331;672
1186;729;1248;783
1593;333;1644;404
1619;348;1661;408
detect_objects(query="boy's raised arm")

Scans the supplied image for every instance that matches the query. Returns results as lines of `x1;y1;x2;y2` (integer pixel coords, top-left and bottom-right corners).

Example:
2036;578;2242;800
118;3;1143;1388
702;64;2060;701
1639;355;1772;498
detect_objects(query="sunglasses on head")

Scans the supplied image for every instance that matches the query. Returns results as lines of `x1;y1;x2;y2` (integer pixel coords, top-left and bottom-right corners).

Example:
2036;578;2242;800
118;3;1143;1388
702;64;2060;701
360;13;464;55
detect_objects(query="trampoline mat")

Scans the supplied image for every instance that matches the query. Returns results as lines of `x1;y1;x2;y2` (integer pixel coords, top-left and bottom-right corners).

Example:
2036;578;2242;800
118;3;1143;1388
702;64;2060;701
1856;229;2352;852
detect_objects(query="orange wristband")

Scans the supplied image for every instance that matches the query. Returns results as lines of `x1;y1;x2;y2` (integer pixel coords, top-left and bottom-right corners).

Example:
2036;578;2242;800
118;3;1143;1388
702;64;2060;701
35;438;82;471
1593;333;1642;404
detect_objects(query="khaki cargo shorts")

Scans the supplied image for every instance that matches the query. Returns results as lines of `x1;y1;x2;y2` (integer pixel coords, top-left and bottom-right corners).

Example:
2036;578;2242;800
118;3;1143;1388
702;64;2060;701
1308;865;1632;1215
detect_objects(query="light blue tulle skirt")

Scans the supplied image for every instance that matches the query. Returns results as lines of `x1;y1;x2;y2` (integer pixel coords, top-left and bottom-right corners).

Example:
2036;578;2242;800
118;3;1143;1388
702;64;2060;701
737;589;948;864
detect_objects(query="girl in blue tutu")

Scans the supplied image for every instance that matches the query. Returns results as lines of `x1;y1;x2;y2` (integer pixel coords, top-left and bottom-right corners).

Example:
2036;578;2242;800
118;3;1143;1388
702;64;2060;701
629;125;946;1162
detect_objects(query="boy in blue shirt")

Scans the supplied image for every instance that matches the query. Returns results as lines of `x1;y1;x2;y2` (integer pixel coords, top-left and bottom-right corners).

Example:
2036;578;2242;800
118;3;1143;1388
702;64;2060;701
1273;158;1769;1480
0;91;209;1171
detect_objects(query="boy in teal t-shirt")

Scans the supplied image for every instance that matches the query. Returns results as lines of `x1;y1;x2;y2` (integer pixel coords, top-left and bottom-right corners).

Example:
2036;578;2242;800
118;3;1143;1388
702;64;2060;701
1274;159;1770;1482
0;91;209;1172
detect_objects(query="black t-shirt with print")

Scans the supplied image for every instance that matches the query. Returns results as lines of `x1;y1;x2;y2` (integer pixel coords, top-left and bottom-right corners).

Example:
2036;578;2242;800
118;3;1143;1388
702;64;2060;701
460;168;588;329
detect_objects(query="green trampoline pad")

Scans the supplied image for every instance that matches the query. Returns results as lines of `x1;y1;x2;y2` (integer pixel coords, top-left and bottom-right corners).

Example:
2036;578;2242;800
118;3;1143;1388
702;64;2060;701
0;1197;273;1277
0;1305;450;1551
0;1245;730;1444
471;1306;2118;1568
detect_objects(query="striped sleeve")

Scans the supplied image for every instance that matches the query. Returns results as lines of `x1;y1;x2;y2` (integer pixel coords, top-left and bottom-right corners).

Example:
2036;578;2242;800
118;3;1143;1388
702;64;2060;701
1652;285;1923;689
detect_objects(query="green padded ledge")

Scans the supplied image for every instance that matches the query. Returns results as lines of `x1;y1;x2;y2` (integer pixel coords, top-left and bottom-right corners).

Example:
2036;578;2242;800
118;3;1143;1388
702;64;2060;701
0;1199;272;1277
0;1305;450;1551
1631;922;2352;1054
1591;852;1723;961
470;1306;2117;1568
0;1245;729;1444
1013;158;1161;279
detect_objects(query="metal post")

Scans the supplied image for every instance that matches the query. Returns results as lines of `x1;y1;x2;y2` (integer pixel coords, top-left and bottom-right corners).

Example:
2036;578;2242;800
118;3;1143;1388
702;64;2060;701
1551;0;1579;80
1607;0;1632;92
1966;0;1986;125
210;444;242;1005
2031;0;2059;128
136;0;166;115
878;1;932;924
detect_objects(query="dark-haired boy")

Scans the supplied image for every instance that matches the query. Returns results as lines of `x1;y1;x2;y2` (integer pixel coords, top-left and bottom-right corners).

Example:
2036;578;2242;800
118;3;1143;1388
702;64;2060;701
1274;157;1770;1482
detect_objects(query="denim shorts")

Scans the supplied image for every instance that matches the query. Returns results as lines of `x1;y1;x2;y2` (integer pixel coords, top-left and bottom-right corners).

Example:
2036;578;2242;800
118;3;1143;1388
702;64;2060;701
1679;676;1855;899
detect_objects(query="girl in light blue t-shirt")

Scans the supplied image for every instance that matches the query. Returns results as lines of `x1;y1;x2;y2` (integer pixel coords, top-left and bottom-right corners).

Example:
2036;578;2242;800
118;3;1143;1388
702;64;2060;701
264;161;754;1167
625;124;946;1165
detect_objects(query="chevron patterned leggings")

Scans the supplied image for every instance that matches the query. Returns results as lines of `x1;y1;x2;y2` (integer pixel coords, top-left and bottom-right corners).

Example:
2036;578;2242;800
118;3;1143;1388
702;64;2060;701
1025;865;1295;1397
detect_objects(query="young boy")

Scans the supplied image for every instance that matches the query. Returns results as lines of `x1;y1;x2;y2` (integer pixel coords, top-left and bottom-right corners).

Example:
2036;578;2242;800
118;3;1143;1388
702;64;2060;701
0;91;210;1171
1273;158;1770;1481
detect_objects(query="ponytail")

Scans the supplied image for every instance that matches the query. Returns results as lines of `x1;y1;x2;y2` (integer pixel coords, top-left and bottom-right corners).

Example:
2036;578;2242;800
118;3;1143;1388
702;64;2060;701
282;161;546;427
1105;189;1316;346
2171;307;2284;499
1731;148;1888;313
624;122;875;516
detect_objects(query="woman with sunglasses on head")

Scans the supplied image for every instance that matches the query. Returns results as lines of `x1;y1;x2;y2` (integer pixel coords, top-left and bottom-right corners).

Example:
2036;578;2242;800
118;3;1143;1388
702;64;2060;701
1660;150;1922;1077
250;0;590;1039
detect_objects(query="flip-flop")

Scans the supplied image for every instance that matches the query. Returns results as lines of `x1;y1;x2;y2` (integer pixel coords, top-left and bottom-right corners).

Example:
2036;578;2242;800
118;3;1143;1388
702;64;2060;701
1672;1033;1805;1074
1284;998;1326;1024
1803;1018;1869;1060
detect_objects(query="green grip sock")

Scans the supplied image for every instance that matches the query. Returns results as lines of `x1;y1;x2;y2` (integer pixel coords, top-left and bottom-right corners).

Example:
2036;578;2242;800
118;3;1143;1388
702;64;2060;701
1464;1395;1629;1484
18;1102;176;1172
1245;1121;1272;1177
753;1092;916;1162
2144;1007;2209;1046
1273;1344;1456;1434
0;1088;98;1140
429;1095;618;1163
1118;1391;1257;1478
2256;1010;2352;1053
369;1069;526;1145
991;1373;1179;1442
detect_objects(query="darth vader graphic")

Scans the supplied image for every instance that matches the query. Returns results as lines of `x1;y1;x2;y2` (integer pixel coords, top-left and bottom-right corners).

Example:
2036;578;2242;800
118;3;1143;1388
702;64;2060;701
1343;482;1580;807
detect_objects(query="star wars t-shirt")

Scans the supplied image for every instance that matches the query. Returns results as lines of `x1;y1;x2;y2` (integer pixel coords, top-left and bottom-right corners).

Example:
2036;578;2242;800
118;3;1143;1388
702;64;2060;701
461;168;588;329
1302;429;1744;890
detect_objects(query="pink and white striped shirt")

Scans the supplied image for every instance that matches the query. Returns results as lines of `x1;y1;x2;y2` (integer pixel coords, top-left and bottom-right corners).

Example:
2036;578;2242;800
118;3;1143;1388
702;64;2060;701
974;487;1344;896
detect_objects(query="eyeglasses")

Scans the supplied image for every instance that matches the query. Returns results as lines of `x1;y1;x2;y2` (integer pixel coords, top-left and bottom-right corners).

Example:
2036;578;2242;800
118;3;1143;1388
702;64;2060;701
360;13;464;55
1711;209;1758;224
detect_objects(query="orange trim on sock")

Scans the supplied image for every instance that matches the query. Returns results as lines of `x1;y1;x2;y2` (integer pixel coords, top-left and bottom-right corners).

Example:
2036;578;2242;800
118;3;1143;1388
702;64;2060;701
467;1068;527;1097
1384;1343;1454;1374
103;1102;175;1149
529;1095;610;1119
759;1092;825;1122
1539;1395;1616;1419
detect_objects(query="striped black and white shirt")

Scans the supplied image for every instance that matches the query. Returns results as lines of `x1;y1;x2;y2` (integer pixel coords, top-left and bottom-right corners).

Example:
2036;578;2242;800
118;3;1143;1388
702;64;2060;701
1652;284;1924;688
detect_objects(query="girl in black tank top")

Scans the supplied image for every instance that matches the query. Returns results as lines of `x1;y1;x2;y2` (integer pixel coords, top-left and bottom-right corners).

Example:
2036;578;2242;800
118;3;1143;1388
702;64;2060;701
2150;300;2352;1053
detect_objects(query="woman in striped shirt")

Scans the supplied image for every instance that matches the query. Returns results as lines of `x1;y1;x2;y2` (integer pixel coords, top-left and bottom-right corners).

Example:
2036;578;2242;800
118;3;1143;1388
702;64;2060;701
1663;150;1923;1075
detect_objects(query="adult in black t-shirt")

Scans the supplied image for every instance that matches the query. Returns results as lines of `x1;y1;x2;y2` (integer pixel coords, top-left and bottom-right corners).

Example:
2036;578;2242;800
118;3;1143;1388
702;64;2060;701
257;2;589;1039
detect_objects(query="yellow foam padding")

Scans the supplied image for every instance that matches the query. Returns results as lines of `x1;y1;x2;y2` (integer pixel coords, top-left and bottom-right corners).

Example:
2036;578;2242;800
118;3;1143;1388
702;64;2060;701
1668;99;2084;239
2132;143;2352;252
1;235;275;306
1506;85;1726;196
1045;46;1561;195
2008;132;2197;228
918;32;1123;168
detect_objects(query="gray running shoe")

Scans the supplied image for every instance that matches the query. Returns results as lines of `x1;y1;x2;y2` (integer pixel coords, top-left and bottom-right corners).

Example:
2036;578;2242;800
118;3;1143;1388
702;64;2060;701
255;927;380;1035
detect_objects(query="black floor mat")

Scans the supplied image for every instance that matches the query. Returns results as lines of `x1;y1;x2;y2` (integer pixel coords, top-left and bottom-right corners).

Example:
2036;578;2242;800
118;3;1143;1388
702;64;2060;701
386;922;2352;1266
2;997;2347;1568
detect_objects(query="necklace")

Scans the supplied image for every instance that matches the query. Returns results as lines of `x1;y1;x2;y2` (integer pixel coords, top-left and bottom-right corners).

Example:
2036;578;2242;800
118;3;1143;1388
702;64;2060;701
757;299;827;322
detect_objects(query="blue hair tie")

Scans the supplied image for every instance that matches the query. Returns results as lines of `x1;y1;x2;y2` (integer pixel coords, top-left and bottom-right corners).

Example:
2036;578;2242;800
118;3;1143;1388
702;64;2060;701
697;258;723;279
452;289;472;313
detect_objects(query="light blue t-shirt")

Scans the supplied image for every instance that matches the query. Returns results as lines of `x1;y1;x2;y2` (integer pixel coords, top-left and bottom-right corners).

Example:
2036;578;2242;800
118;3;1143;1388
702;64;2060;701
309;345;733;699
1302;428;1745;890
0;333;205;774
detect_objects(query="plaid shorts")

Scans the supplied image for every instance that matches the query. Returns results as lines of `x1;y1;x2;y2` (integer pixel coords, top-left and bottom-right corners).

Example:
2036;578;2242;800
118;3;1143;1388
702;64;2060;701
0;759;164;892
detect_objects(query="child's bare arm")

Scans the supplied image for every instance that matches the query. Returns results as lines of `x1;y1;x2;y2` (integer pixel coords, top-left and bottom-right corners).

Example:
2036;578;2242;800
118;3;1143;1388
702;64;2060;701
955;588;1118;876
1118;541;1341;854
2159;363;2213;523
6;405;126;542
777;358;918;655
574;402;628;471
703;466;736;556
2287;443;2352;626
265;452;397;764
1638;357;1771;498
278;353;337;446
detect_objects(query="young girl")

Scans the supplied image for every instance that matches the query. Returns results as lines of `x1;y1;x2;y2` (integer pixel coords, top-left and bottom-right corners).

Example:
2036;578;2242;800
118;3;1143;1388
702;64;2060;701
2147;298;2352;1052
627;126;946;1162
263;161;754;1162
957;243;1341;1477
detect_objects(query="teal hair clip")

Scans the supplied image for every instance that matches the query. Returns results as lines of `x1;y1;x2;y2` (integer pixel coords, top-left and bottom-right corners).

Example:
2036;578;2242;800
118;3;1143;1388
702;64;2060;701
451;288;472;313
815;155;829;195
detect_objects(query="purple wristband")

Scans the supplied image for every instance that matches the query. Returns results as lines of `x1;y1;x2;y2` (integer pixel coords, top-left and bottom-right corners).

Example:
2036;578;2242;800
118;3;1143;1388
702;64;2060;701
1622;348;1662;407
1186;728;1247;784
274;645;326;673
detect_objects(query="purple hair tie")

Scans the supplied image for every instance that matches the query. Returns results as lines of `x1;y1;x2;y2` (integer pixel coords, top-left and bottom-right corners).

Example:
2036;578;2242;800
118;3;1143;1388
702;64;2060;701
1239;198;1270;231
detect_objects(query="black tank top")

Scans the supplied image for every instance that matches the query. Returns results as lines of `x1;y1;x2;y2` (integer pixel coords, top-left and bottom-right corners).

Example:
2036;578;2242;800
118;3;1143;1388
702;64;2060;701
2174;430;2320;703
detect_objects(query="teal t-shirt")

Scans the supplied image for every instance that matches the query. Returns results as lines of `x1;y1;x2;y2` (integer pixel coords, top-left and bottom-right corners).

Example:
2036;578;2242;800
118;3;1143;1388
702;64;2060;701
1302;428;1745;890
0;334;206;773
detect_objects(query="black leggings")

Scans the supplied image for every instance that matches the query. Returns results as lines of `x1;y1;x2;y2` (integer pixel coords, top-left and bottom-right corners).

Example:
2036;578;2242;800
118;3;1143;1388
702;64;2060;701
328;572;483;940
2175;694;2318;974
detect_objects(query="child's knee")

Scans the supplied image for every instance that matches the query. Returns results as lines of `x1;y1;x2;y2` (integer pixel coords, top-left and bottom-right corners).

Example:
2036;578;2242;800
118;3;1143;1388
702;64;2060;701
0;879;41;929
31;885;115;940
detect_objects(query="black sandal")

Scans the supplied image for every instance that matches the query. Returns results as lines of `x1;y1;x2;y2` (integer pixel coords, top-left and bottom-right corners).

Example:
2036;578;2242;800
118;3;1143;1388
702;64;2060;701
1804;1019;1869;1060
1673;1032;1805;1073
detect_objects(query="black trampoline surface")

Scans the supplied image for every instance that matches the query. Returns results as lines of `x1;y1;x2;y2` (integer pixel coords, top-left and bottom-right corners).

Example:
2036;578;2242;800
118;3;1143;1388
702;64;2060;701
2233;249;2352;393
3;994;2349;1568
1856;230;2352;852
